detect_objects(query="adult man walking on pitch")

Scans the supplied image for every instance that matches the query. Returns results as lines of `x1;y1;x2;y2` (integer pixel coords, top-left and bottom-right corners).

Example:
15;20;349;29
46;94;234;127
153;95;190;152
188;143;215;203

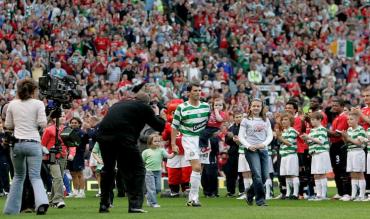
171;81;210;207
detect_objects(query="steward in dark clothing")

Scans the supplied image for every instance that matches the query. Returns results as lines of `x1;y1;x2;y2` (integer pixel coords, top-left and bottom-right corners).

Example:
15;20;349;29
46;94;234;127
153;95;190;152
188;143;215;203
97;94;165;213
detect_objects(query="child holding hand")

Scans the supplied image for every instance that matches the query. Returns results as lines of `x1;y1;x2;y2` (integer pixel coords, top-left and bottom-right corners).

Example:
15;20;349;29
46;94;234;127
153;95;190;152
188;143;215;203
142;133;175;208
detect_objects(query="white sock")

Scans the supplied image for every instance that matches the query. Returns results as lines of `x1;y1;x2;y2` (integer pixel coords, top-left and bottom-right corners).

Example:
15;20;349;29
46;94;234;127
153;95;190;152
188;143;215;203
292;177;300;197
286;178;293;197
351;179;359;199
321;178;327;198
243;178;251;192
314;179;322;198
359;179;366;199
265;178;272;198
189;171;201;202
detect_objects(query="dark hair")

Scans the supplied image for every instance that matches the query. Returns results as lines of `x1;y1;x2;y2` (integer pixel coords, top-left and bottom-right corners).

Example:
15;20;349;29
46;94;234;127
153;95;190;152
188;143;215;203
70;117;82;127
187;81;201;92
16;79;38;100
247;98;267;121
286;101;299;112
312;96;323;104
332;97;345;107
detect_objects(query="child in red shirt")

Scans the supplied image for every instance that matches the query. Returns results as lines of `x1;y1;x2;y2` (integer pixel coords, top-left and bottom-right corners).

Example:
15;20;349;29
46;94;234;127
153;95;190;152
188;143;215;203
199;97;227;149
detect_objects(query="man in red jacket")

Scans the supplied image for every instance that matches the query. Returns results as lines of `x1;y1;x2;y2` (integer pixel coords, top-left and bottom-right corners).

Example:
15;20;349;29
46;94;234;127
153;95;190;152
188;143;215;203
327;97;350;200
285;101;311;199
41;117;76;209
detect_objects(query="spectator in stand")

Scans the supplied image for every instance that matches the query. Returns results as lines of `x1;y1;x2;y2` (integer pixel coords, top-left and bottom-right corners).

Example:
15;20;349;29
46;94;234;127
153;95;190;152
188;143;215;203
50;62;67;79
247;64;262;84
17;65;31;80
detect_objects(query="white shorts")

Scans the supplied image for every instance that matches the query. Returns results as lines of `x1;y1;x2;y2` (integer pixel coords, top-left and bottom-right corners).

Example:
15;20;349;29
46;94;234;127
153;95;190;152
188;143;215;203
166;154;191;168
311;151;332;175
367;154;370;174
89;154;97;167
268;155;274;174
238;153;250;172
347;149;366;172
182;135;200;161
279;154;299;176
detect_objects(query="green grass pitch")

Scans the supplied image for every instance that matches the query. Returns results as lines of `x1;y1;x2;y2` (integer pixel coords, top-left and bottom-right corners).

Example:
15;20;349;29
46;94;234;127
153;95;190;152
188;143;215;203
1;189;370;219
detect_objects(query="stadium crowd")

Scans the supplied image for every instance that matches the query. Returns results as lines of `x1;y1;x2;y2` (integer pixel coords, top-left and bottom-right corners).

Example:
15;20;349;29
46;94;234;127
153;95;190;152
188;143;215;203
1;0;370;213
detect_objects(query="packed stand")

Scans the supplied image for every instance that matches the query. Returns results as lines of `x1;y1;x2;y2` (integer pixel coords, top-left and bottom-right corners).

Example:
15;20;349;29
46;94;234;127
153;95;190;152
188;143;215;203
0;0;370;210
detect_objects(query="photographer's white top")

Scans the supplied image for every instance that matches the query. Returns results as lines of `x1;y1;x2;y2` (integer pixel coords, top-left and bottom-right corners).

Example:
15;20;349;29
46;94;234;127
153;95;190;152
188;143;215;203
5;99;47;142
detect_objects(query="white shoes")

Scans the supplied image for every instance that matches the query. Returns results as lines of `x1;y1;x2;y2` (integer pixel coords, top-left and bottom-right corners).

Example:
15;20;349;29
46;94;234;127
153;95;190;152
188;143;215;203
339;195;352;201
236;194;246;200
146;199;160;208
57;202;66;208
75;190;86;198
332;194;342;199
308;196;322;201
353;197;366;202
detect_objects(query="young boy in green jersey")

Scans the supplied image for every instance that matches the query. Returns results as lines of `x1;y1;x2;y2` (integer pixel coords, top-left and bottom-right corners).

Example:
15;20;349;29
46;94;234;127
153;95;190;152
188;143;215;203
301;112;332;201
342;112;367;201
276;113;299;199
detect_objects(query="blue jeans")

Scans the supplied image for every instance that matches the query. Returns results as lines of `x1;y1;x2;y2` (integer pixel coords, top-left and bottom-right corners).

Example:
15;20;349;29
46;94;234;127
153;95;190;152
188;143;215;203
145;170;161;205
3;142;49;214
245;149;269;205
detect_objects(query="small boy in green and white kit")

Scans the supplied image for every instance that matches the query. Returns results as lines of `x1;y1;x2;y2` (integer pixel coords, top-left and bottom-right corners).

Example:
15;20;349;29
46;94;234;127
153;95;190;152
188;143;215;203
276;113;299;199
301;112;332;201
342;112;367;201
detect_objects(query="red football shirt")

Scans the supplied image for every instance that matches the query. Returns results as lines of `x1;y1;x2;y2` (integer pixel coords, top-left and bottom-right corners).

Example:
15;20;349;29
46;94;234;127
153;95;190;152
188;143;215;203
360;107;370;130
330;112;349;143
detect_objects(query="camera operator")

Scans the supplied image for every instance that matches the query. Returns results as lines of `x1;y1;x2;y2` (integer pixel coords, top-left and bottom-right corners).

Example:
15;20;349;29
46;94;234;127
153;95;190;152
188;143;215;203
41;116;76;208
3;79;49;215
97;92;165;214
0;120;10;197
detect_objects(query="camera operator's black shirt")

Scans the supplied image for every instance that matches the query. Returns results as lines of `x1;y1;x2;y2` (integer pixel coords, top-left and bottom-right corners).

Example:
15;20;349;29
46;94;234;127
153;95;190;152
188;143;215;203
98;99;165;145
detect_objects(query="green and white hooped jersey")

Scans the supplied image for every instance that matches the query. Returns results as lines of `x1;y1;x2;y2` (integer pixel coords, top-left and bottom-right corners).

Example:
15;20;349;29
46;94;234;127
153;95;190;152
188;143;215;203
171;101;210;136
347;126;366;150
279;127;298;157
308;126;330;154
238;145;245;154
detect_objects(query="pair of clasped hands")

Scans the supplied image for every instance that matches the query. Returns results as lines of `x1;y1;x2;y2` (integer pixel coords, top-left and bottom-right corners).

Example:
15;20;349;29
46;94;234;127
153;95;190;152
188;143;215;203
232;135;265;152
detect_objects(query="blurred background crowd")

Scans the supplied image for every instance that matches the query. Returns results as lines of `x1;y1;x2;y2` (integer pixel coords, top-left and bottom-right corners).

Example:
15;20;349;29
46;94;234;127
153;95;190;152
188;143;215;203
0;0;370;198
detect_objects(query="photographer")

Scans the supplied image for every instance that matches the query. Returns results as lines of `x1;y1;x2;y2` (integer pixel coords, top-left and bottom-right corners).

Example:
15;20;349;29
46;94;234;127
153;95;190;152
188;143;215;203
97;92;165;214
0;120;10;197
3;79;49;215
41;116;76;208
